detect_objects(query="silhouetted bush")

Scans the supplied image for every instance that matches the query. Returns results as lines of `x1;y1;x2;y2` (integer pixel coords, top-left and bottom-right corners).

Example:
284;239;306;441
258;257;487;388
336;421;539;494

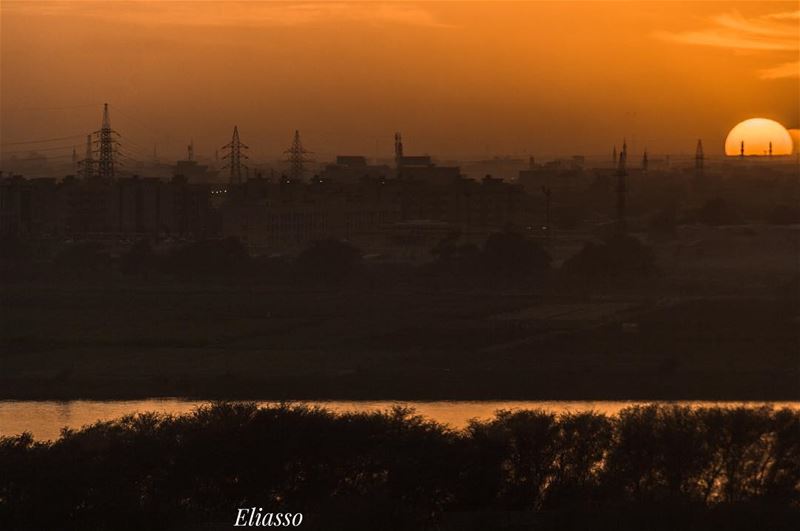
482;231;551;277
562;234;655;279
430;230;482;277
430;230;550;281
1;404;797;531
294;239;362;284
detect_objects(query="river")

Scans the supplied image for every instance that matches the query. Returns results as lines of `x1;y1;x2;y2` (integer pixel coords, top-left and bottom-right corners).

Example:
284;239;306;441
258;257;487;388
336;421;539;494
2;399;798;441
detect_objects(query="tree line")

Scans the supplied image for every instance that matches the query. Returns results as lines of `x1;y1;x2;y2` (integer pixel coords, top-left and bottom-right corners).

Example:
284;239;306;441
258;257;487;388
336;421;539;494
1;403;798;530
1;229;656;286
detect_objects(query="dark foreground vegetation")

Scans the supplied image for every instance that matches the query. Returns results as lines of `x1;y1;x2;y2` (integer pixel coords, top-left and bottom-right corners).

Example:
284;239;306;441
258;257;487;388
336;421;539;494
2;403;799;530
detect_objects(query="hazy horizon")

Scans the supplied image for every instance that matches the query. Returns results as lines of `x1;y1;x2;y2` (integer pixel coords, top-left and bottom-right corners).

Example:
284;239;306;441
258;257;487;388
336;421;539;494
2;1;798;162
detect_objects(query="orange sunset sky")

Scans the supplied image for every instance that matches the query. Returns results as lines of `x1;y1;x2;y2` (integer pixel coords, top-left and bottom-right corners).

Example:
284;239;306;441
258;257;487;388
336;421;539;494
1;1;798;160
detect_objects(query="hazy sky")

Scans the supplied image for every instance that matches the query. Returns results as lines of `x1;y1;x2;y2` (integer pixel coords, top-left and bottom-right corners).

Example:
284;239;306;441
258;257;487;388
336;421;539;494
1;1;798;162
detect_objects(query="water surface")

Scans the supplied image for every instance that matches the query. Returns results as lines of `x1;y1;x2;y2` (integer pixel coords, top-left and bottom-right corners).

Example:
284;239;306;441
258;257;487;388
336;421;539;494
1;399;797;441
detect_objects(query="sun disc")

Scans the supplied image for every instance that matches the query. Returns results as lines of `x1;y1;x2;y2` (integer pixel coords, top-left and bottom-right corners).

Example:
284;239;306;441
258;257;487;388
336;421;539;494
724;118;793;156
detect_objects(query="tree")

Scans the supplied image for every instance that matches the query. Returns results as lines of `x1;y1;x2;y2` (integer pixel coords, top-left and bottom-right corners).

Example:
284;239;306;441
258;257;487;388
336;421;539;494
563;234;655;279
295;239;362;284
481;231;551;278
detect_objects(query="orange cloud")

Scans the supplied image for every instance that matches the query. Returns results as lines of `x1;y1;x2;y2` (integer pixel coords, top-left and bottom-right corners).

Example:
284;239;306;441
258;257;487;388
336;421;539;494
1;1;452;29
760;60;800;80
655;9;799;79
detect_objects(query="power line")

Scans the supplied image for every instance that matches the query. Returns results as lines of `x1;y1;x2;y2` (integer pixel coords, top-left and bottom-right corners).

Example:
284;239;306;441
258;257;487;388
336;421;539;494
1;134;85;146
0;153;75;161
18;103;101;112
0;144;76;155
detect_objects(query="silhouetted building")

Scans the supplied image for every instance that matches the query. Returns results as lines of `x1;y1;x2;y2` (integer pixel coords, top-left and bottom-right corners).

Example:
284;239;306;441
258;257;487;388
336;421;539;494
0;174;216;238
518;156;589;195
220;174;533;256
320;156;392;185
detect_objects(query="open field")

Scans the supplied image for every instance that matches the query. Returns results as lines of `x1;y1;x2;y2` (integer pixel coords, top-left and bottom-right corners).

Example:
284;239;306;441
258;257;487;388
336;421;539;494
1;287;797;400
2;225;798;401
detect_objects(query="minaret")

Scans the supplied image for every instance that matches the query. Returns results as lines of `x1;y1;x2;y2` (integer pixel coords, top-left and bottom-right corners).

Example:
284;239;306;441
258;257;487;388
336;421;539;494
695;139;704;176
616;140;627;234
394;132;404;169
769;141;773;157
740;140;745;157
612;145;618;166
72;146;77;173
641;149;648;172
188;139;194;161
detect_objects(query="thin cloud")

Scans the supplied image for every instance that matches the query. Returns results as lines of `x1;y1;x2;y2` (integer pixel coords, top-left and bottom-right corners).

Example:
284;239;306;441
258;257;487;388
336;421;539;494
1;1;452;29
764;10;800;21
655;9;799;79
759;60;800;80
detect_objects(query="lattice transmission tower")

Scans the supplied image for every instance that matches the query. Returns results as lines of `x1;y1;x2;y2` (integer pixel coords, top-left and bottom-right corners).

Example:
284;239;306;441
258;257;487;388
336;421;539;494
93;103;120;178
284;130;313;182
220;126;249;185
78;134;95;179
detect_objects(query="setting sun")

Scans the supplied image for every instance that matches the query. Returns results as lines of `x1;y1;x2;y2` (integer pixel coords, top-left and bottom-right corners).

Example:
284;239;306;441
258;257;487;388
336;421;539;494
724;118;794;157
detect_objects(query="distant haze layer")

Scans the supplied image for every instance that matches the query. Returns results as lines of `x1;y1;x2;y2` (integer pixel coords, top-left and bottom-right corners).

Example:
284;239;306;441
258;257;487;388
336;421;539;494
1;1;798;161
